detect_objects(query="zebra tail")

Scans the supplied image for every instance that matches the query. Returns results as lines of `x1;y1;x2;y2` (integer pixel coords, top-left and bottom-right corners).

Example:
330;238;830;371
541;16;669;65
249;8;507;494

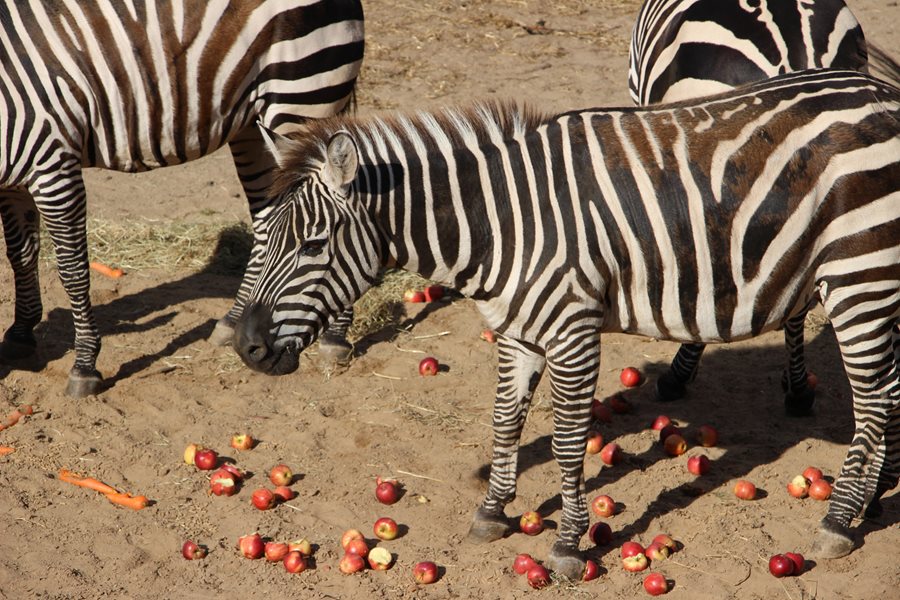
867;42;900;88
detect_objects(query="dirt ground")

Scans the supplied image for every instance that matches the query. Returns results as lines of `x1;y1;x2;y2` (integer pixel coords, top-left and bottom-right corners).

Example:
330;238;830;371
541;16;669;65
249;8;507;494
1;1;898;598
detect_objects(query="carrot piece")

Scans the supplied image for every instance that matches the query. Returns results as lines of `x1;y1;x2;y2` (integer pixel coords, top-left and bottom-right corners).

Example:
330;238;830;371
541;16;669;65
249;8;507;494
105;492;149;510
0;446;15;456
5;409;21;427
58;469;119;495
89;261;125;278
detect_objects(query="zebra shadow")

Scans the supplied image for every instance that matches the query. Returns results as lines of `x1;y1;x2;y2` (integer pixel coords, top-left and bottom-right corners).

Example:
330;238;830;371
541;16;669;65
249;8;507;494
473;323;898;555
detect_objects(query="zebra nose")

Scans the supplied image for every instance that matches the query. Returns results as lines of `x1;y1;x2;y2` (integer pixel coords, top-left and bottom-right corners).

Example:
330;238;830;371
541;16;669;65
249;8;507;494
234;302;276;369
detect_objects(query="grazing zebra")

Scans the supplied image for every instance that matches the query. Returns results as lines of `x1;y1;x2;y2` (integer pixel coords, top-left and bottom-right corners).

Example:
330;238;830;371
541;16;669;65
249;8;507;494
629;0;869;411
232;69;900;579
0;0;364;397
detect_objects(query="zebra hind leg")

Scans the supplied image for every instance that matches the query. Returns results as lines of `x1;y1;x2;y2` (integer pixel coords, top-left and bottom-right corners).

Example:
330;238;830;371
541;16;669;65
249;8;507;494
781;311;815;417
467;337;546;544
0;192;43;365
656;343;705;402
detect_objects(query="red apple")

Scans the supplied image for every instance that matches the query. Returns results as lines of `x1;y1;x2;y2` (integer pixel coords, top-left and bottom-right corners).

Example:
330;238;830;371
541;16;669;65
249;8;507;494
413;561;439;584
687;455;710;475
591;398;613;423
419;356;439;376
645;541;670;562
251;488;276;510
340;529;365;550
273;485;295;502
230;433;254;451
269;464;293;486
519;511;544;536
768;554;795;577
620;367;642;388
659;424;682;444
480;329;496;343
696;424;718;447
787;475;810;499
424;285;444;302
622;553;649;572
526;564;551;589
621;541;645;559
367;546;393;570
403;289;425;303
513;553;537;575
339;552;366;574
289;539;313;556
183;443;200;465
651;415;672;431
220;463;244;481
582;558;600;582
193;448;218;471
591;494;616;518
585;431;604;455
802;466;824;483
664;434;687;457
209;468;238;496
600;442;623;466
806;371;818;390
375;480;400;505
237;533;265;559
589;522;613;546
643;572;669;595
374;517;399;540
608;393;632;414
265;541;290;562
652;534;677;553
784;552;805;575
181;540;207;560
344;538;368;558
733;480;757;500
283;550;307;574
808;478;832;501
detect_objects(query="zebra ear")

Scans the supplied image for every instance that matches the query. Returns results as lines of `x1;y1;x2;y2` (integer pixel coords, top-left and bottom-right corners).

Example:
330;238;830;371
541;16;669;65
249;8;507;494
322;132;359;194
257;122;294;168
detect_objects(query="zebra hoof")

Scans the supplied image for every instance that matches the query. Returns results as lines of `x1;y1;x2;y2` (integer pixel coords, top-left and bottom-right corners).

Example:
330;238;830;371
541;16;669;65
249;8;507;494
466;507;510;543
655;371;687;402
810;517;855;559
317;335;353;367
784;386;815;417
65;369;103;398
208;318;236;347
547;543;586;581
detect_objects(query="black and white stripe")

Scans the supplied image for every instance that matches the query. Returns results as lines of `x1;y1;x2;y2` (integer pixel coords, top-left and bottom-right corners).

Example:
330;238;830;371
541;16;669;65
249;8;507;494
234;70;900;579
0;0;364;396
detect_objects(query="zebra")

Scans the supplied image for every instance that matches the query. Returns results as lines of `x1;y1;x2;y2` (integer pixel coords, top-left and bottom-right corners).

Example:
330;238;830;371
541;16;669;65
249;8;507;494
231;69;900;579
628;0;869;411
0;0;364;397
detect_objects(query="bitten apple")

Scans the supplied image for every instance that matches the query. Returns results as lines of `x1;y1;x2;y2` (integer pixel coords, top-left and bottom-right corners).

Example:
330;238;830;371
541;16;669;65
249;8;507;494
787;475;810;499
368;546;393;570
582;559;600;581
519;511;544;536
183;443;200;465
273;485;295;502
403;289;425;303
622;553;649;572
230;433;254;451
289;539;313;556
209;468;238;496
652;534;677;553
424;285;444;302
589;522;613;546
645;542;670;562
182;540;207;560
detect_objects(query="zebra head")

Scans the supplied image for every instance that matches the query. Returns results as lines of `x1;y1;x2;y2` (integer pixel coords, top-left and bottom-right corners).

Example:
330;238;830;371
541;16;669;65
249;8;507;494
233;126;379;374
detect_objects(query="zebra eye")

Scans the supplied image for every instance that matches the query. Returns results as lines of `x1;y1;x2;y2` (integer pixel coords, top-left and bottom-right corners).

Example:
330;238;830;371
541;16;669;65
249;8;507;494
298;239;327;257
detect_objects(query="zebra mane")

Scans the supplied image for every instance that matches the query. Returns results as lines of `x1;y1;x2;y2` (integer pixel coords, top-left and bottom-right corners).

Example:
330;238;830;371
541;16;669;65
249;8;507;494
269;100;547;199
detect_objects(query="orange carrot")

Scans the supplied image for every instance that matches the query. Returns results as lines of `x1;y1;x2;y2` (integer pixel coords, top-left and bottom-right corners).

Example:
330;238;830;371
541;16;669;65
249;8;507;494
58;469;119;495
0;446;15;456
89;261;125;278
5;409;22;427
105;492;149;510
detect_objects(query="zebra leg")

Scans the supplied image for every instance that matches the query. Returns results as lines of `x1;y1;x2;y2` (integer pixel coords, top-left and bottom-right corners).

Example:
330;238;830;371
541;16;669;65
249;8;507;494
781;311;815;417
214;127;354;364
30;173;103;397
811;314;899;559
467;336;546;544
0;191;43;362
656;342;705;402
544;333;601;581
864;329;900;519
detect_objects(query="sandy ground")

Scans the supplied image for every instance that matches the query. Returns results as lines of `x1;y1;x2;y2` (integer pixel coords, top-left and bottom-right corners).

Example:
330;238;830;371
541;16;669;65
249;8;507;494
1;1;898;598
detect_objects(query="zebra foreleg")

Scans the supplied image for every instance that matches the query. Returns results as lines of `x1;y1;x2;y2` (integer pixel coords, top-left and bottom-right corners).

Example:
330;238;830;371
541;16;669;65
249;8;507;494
811;315;899;559
656;343;705;401
0;191;43;363
468;337;545;544
31;175;103;397
544;333;602;581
